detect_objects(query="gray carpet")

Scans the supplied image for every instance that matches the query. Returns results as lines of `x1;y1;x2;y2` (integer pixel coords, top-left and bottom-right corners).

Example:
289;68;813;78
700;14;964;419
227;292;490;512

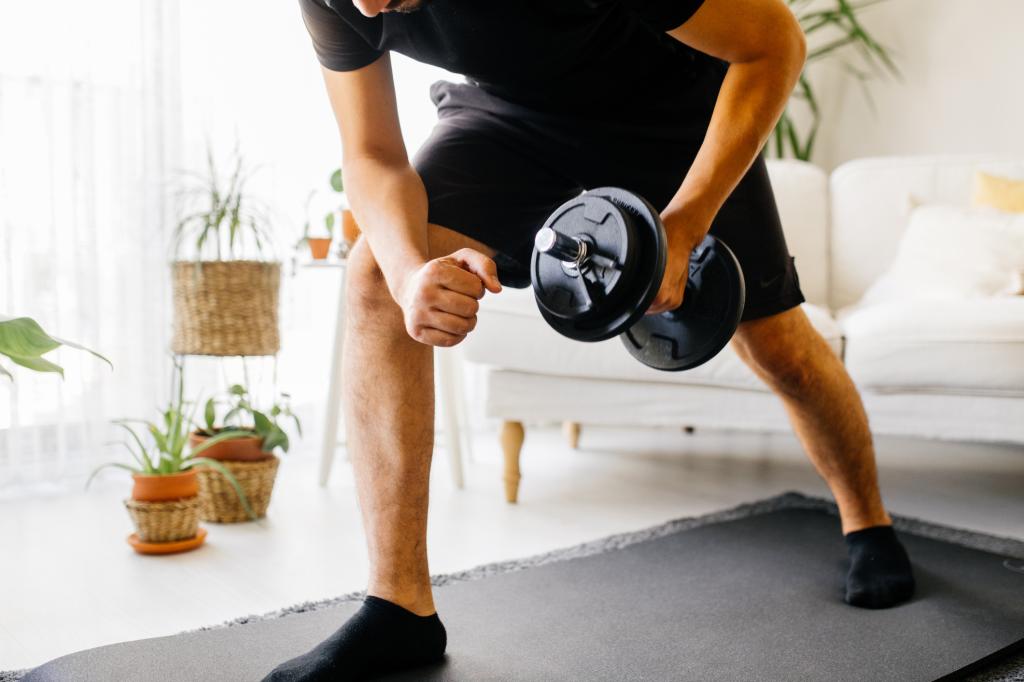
5;493;1024;681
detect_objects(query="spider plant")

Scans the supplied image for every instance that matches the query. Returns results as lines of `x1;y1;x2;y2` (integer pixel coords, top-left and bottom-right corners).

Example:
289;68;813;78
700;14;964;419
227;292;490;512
86;359;257;520
198;384;301;456
0;315;110;380
172;142;274;262
773;0;899;161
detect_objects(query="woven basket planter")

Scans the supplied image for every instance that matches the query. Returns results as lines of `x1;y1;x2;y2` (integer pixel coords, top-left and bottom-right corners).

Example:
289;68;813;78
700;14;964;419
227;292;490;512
124;496;201;543
171;261;281;356
196;455;280;523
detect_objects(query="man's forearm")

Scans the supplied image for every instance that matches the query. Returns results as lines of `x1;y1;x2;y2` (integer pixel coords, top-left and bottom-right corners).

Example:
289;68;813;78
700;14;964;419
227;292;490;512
663;44;805;246
344;155;430;298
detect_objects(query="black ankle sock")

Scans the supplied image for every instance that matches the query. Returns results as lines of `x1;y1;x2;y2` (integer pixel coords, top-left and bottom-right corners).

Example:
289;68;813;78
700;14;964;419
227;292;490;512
844;525;916;609
262;596;447;681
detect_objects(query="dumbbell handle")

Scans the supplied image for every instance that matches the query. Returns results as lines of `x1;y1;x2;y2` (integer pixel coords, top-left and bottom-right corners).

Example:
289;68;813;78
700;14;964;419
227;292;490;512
535;227;589;266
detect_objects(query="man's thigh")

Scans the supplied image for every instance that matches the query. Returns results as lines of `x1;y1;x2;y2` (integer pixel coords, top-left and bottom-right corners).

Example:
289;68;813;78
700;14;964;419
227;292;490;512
426;223;496;260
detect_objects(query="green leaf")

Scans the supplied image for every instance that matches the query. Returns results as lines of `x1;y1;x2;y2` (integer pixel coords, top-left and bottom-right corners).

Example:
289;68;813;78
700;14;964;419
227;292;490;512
0;317;63;377
204;397;217;432
229;384;246;396
85;462;140;490
324;211;336;237
6;354;64;375
223;406;244;426
252;410;273;434
51;335;112;370
112;421;156;472
107;440;150;473
262;424;289;454
329;168;344;193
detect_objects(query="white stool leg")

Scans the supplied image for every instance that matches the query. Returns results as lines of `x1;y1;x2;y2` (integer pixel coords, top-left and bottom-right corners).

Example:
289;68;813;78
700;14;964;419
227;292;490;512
435;348;465;489
319;265;348;487
453;353;474;463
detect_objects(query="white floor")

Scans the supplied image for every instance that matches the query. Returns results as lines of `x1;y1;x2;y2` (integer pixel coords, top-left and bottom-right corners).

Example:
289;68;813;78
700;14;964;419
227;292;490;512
2;424;1023;671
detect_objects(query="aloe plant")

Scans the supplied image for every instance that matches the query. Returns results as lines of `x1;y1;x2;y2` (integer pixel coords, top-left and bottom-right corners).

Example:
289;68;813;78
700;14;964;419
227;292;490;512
173;142;274;261
773;0;899;161
198;384;301;455
86;358;257;520
0;316;111;380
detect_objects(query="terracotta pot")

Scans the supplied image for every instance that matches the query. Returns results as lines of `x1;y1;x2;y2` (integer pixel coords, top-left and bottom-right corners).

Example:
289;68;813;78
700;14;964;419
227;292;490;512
131;470;199;502
189;431;268;462
307;237;332;260
341;209;361;245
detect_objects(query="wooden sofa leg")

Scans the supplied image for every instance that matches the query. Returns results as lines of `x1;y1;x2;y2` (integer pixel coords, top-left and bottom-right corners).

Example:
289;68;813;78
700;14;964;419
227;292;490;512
500;420;524;504
563;421;581;449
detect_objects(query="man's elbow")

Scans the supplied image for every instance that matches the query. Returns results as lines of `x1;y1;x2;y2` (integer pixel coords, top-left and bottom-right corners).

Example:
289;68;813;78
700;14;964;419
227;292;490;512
776;10;807;79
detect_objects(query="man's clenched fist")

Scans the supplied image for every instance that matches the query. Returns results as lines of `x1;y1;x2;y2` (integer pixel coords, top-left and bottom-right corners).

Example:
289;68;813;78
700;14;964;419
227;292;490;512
396;248;502;346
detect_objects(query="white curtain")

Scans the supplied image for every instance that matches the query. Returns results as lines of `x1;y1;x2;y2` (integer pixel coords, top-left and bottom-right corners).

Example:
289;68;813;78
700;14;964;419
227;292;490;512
0;1;182;493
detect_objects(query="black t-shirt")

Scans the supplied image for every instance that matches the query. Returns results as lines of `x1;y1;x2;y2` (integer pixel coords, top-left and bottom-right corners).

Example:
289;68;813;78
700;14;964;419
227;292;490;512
299;0;723;121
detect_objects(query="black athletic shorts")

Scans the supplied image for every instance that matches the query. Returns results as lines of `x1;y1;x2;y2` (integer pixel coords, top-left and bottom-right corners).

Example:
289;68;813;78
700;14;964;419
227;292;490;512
413;80;805;322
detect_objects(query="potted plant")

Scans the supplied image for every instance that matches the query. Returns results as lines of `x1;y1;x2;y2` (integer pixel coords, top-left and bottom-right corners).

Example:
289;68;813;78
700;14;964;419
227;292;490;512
171;144;281;357
0;316;110;379
329;168;361;249
295;190;336;261
772;0;898;161
86;360;255;554
189;384;301;523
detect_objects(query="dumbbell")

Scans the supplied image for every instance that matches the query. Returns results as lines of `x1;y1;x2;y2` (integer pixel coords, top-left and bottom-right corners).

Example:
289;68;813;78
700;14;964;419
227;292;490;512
530;187;745;371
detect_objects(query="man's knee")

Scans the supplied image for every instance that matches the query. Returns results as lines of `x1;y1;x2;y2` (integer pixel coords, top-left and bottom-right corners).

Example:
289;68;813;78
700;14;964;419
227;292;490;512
346;239;400;326
733;309;821;396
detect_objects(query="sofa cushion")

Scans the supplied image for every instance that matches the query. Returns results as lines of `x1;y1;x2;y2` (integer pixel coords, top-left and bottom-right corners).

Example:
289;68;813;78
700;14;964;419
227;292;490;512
973;171;1024;213
465;287;842;392
839;299;1024;396
857;204;1024;305
829;155;1024;309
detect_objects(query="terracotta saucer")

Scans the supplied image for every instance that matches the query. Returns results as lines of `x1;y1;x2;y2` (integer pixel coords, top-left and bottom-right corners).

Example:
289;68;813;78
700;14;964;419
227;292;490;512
127;527;208;555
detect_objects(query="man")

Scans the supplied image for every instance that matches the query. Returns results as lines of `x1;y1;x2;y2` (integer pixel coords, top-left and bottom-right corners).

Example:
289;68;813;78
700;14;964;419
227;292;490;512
268;1;915;679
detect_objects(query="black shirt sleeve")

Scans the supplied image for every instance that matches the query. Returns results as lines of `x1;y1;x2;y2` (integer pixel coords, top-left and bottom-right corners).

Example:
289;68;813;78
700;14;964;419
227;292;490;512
298;0;384;72
626;0;706;31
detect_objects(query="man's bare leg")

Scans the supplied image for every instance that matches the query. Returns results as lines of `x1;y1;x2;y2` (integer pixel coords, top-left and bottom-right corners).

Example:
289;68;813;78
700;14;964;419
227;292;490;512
264;225;497;680
731;306;887;533
344;224;495;615
731;305;914;608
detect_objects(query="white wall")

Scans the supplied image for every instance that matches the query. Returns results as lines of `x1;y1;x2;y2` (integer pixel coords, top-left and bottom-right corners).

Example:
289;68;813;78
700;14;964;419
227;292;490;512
812;0;1024;170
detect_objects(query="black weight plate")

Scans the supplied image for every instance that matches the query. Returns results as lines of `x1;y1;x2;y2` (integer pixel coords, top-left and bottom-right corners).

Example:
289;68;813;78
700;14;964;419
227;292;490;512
531;188;666;342
531;196;633;322
621;235;745;371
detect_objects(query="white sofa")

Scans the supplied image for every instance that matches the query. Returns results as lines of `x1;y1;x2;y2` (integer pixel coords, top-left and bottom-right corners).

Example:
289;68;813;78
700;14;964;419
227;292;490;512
461;155;1024;502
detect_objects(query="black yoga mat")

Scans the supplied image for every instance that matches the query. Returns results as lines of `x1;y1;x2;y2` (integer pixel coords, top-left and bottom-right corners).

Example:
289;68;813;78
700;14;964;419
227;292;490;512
13;494;1024;682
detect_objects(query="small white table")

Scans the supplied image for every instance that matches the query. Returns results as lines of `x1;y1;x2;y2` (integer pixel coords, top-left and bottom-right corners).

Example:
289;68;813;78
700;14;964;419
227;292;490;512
310;259;467;489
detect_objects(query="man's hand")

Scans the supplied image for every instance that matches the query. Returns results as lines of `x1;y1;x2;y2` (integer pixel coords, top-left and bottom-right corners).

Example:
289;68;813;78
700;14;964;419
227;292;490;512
646;220;705;315
396;248;502;346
